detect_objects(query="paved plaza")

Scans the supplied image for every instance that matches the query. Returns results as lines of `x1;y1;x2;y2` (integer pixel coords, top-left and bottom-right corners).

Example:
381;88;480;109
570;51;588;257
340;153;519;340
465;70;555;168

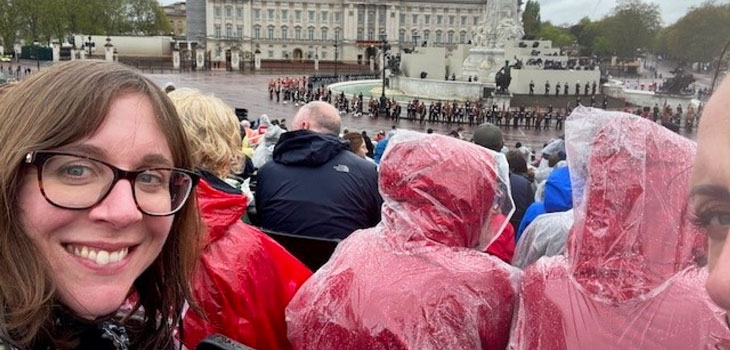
142;70;697;152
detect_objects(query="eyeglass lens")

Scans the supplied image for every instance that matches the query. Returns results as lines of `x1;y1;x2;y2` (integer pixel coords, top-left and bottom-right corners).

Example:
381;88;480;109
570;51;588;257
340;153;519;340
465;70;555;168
40;154;192;215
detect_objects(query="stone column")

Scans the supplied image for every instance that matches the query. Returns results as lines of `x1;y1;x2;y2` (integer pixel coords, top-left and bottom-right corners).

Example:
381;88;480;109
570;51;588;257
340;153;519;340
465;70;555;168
231;49;240;71
52;41;60;62
14;43;21;62
104;38;114;62
196;50;205;69
254;51;261;70
173;49;181;69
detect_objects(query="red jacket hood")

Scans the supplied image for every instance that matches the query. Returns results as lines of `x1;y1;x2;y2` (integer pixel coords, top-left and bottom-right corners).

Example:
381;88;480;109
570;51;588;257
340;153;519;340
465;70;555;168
196;178;249;245
565;108;706;303
378;131;513;251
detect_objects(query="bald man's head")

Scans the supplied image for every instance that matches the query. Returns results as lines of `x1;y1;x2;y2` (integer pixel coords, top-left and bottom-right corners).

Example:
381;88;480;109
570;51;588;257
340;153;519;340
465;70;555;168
292;101;341;135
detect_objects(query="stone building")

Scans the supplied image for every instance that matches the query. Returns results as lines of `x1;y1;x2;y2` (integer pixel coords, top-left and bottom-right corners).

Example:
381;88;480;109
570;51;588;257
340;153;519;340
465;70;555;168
163;2;188;37
185;0;491;67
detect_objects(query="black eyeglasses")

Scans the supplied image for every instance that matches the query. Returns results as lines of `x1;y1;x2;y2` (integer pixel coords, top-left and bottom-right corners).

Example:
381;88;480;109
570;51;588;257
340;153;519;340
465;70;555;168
24;151;199;216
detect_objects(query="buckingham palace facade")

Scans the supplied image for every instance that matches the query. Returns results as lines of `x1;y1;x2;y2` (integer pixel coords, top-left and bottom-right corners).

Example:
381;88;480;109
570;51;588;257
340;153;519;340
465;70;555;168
186;0;492;65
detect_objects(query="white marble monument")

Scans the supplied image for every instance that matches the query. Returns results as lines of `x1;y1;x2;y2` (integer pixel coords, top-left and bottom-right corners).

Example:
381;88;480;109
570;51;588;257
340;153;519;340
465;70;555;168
462;0;525;85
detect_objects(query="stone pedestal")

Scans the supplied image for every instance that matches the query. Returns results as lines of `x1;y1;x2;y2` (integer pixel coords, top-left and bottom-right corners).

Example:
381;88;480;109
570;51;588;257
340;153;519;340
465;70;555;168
104;42;114;62
314;56;319;71
254;53;261;70
196;50;205;69
461;47;505;83
52;42;60;62
490;91;512;111
370;57;375;71
173;50;181;69
79;50;87;60
231;50;240;70
70;49;76;61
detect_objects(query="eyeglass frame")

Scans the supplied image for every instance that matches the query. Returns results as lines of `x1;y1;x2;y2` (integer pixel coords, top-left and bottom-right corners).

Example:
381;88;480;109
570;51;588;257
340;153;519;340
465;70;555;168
23;150;200;217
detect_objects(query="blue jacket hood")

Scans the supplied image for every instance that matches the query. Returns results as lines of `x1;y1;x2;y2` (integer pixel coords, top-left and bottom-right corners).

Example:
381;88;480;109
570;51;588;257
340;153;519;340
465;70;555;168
544;166;572;213
273;129;348;166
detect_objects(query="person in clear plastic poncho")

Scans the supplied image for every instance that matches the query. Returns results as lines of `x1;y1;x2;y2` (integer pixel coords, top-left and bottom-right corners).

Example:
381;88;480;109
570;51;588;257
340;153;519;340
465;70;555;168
509;107;730;349
286;131;520;350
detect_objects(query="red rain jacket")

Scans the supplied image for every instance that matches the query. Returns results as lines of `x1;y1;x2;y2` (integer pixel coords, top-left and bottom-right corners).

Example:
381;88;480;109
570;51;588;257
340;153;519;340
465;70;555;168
183;177;312;350
509;108;730;349
287;131;521;350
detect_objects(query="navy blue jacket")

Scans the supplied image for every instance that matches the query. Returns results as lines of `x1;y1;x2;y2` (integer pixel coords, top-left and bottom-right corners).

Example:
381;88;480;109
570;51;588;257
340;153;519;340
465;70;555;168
509;172;534;231
255;130;382;240
516;166;573;242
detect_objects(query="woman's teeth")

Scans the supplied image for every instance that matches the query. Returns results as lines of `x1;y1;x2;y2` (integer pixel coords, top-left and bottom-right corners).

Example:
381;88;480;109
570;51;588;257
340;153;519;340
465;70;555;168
66;245;129;265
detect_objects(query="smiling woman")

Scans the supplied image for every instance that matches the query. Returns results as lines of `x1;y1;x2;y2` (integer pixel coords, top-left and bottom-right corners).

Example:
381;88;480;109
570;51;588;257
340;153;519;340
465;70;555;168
0;60;202;349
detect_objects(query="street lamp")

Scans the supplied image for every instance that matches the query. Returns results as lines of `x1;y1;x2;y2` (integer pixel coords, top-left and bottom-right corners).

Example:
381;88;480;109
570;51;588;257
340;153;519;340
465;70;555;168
85;36;95;57
378;31;389;118
334;39;339;78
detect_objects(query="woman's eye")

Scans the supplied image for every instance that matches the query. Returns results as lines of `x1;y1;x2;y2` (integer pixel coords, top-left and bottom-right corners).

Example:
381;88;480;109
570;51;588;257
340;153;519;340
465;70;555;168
65;165;87;176
708;213;730;227
138;173;163;185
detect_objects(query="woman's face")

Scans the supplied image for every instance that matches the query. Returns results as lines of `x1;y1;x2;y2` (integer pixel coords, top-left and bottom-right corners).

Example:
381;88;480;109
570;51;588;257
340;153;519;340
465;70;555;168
357;140;368;158
18;93;175;319
692;80;730;312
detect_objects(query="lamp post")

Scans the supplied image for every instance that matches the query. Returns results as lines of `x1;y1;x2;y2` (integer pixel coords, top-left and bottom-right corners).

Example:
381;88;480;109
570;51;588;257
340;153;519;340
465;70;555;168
85;35;94;57
378;31;389;118
334;39;339;78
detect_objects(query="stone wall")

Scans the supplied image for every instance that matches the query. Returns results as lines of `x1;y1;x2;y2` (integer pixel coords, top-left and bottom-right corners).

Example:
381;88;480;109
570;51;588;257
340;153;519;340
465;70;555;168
400;47;447;81
603;80;694;108
511;68;601;95
72;35;173;58
391;76;483;101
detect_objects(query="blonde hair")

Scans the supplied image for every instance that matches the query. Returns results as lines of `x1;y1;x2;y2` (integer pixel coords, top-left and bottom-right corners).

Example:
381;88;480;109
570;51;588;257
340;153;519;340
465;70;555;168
0;60;202;349
168;88;244;178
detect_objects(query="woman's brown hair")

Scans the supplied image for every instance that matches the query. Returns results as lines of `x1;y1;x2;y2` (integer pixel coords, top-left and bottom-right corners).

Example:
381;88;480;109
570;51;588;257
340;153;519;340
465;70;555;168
0;60;202;348
343;132;365;155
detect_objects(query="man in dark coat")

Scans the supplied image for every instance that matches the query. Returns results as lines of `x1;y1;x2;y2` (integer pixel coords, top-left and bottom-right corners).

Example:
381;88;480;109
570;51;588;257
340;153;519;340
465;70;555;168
256;101;382;240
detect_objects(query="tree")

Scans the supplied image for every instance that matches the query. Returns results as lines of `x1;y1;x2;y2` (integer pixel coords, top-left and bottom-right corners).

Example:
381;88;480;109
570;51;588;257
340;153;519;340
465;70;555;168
662;2;730;64
522;0;541;39
570;17;601;56
595;0;662;58
127;0;171;35
538;22;576;48
0;0;21;49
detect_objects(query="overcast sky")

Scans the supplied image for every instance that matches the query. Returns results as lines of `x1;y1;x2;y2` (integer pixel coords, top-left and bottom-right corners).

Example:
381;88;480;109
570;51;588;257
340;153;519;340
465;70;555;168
158;0;711;27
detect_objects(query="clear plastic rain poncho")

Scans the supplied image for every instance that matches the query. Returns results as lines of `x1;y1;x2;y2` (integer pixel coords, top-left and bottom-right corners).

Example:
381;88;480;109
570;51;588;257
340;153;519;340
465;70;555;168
511;209;573;269
509;107;730;349
286;131;520;350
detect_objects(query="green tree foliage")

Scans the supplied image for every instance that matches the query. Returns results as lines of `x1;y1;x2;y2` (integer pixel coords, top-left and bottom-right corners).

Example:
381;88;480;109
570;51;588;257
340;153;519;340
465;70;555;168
0;0;21;48
8;0;169;46
594;0;662;58
662;1;730;63
569;17;601;56
127;0;172;35
538;22;576;48
522;0;542;39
